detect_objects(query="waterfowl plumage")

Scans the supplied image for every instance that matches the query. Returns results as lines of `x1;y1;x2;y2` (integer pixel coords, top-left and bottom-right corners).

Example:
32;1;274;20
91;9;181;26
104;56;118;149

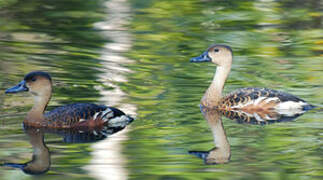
5;71;133;128
190;44;314;112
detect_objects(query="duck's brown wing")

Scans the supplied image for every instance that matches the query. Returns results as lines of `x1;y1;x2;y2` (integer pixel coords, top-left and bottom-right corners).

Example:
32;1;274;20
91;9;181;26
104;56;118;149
220;87;309;110
44;103;132;128
219;108;304;125
44;103;105;127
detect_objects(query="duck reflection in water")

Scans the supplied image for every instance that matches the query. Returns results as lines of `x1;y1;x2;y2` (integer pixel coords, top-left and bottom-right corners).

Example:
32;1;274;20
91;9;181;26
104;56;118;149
2;117;132;175
189;108;231;164
3;127;50;175
189;106;307;164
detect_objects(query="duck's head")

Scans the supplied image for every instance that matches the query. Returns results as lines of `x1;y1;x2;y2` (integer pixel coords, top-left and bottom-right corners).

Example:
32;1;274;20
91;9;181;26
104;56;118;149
190;44;233;67
5;71;52;96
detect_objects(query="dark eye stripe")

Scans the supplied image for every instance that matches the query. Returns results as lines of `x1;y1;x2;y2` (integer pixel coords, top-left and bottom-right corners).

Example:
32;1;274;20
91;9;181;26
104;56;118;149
214;49;219;52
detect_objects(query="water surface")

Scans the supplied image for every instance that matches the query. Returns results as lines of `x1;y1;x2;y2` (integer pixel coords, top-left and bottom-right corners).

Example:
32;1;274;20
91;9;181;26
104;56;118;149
0;0;322;179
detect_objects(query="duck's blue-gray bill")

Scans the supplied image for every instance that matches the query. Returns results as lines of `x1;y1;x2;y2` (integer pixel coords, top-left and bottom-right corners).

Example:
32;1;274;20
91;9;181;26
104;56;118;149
5;80;28;94
190;51;211;62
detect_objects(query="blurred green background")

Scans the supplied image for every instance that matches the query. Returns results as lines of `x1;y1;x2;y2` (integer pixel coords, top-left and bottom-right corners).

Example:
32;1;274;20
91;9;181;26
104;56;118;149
0;0;322;179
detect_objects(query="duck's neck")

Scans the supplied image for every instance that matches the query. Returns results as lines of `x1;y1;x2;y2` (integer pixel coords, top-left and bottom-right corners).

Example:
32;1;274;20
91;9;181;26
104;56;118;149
201;65;231;107
25;92;51;125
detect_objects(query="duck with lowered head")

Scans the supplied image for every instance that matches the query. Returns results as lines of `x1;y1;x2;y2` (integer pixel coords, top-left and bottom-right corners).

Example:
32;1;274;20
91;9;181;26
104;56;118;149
5;71;133;129
190;44;314;113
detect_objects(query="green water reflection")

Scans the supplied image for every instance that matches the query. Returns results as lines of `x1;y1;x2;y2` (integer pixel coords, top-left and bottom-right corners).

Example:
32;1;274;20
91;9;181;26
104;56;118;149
0;0;322;179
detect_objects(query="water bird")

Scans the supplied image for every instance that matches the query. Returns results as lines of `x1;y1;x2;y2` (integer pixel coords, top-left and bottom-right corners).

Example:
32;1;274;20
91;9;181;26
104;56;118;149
190;44;314;114
5;71;133;129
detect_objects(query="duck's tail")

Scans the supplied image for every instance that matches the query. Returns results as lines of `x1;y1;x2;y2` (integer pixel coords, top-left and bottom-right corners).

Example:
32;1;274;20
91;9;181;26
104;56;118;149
302;104;316;111
107;114;134;127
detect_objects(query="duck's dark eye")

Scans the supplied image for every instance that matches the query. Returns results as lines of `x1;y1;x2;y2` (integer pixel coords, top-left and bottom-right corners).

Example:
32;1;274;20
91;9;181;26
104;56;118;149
31;77;37;82
214;49;219;52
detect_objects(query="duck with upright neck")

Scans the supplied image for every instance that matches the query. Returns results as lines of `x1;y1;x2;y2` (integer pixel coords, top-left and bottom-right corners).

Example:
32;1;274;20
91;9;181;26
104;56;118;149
190;44;314;112
5;71;133;128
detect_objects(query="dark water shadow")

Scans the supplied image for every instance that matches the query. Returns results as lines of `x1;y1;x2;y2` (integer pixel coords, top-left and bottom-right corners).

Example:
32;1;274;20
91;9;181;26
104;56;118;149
189;107;308;164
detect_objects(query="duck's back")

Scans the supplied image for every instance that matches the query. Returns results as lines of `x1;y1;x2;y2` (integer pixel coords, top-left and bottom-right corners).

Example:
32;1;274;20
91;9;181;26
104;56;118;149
44;103;132;128
219;87;313;111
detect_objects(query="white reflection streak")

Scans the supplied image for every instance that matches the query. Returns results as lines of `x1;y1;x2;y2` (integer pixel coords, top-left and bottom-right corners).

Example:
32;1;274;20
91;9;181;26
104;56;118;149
84;0;136;179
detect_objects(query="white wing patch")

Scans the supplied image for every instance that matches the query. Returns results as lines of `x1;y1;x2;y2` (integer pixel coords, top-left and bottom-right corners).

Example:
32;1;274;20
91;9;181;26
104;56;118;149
274;101;308;110
254;97;267;105
91;108;132;128
93;112;100;120
230;96;307;111
93;108;114;121
231;96;279;109
101;108;114;121
108;115;131;127
79;119;86;122
264;97;280;104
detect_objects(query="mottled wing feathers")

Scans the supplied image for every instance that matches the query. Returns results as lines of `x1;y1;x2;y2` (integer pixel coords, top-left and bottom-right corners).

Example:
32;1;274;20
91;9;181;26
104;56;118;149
45;103;108;127
220;109;304;125
44;103;133;128
215;87;312;124
220;87;306;110
225;87;304;102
